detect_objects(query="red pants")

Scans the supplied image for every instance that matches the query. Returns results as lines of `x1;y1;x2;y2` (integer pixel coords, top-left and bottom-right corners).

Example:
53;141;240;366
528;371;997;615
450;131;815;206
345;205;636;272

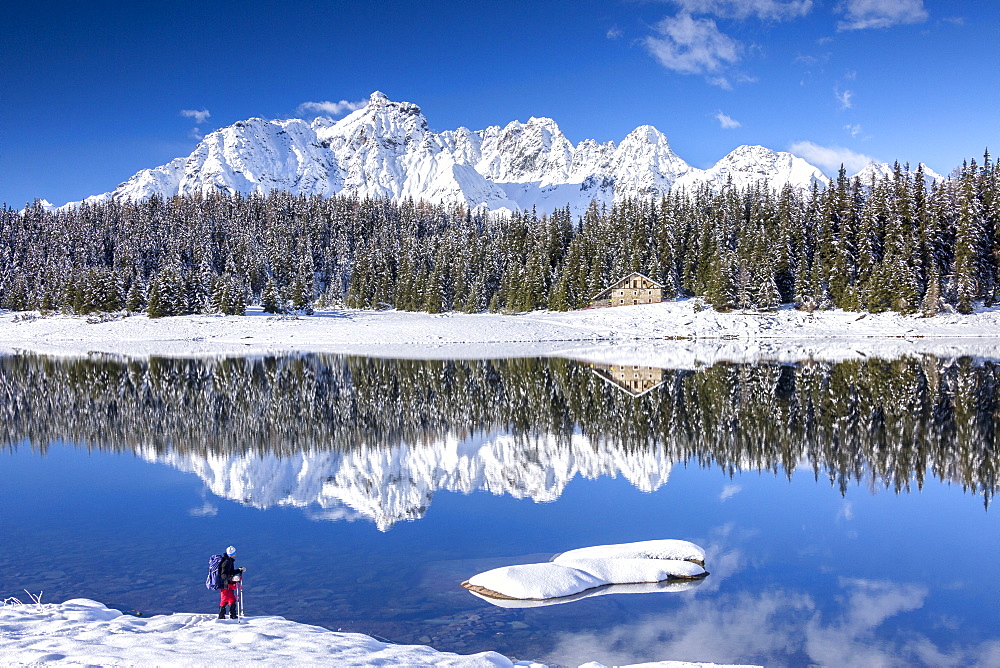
220;583;238;606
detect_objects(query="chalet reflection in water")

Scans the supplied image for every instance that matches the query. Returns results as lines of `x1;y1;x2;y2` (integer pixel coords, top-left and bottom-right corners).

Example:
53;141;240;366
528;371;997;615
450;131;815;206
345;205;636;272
590;363;665;397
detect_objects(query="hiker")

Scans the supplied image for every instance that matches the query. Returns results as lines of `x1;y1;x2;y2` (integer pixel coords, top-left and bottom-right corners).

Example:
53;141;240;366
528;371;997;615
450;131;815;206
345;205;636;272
217;545;245;619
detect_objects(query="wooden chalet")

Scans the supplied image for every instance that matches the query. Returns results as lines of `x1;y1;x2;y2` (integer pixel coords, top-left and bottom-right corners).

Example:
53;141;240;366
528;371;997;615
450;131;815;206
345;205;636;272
590;272;664;308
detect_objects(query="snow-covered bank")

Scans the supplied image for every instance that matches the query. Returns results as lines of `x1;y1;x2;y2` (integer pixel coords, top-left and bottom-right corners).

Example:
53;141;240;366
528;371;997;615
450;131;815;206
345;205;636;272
0;598;517;667
2;301;1000;363
0;599;754;667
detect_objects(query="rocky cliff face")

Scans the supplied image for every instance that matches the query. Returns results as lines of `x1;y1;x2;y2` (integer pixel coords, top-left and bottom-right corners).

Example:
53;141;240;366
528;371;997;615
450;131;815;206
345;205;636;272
78;91;829;215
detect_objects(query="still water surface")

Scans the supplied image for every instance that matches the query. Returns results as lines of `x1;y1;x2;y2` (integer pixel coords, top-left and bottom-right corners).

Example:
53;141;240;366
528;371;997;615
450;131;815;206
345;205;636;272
1;353;998;666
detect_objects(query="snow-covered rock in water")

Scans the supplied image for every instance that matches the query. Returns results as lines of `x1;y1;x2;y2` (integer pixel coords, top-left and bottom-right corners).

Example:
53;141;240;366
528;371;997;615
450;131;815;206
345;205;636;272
0;599;520;666
462;539;708;602
465;579;706;609
555;538;706;565
552;557;705;584
467;563;608;601
64;92;830;215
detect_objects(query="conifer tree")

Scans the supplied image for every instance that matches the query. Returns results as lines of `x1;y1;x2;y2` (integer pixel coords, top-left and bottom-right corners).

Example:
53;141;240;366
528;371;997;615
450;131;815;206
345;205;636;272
954;168;984;314
261;277;285;314
125;276;145;313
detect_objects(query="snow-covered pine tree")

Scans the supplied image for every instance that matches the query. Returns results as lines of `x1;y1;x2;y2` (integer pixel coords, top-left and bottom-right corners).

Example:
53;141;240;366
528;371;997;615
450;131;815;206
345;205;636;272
953;165;984;314
125;275;146;313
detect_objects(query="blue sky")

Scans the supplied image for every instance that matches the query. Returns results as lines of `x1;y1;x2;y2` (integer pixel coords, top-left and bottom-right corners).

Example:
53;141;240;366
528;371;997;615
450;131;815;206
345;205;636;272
3;0;998;207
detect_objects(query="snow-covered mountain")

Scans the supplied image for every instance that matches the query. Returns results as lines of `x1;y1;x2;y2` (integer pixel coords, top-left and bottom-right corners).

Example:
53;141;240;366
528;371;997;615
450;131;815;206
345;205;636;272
143;431;672;531
852;161;944;185
75;91;830;215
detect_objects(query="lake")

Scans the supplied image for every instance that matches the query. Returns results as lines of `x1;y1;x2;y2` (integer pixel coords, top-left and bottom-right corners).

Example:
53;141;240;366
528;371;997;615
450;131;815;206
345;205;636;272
1;353;998;667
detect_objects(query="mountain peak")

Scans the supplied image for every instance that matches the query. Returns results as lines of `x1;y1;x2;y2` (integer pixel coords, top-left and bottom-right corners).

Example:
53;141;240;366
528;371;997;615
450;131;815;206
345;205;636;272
729;144;777;156
65;93;828;214
622;125;670;147
362;91;422;118
526;116;560;129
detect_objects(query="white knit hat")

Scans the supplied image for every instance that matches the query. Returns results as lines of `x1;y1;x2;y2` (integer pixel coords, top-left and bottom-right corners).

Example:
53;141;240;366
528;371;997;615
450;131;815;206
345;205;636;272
226;546;236;556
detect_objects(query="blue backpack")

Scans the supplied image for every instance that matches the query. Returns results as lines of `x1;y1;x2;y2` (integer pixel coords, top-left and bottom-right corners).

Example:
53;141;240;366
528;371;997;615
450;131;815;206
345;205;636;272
205;554;226;590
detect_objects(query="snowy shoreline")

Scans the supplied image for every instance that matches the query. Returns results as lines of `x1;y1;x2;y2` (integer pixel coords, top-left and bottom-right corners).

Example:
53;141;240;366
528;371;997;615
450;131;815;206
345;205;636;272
0;598;755;667
2;301;1000;364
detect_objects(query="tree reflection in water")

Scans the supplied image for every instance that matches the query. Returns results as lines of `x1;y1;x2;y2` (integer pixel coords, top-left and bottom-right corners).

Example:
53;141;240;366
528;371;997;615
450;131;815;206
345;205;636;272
1;353;996;508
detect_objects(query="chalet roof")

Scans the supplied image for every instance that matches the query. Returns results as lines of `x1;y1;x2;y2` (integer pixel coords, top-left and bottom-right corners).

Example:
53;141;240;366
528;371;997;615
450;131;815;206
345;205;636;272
590;272;664;301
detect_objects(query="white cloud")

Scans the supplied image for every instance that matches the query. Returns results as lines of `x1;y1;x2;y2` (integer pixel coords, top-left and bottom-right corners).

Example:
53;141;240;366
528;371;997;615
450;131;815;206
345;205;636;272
837;501;854;520
189;501;217;517
790;141;874;174
180;108;211;124
607;26;623;39
547;576;1000;667
296;99;366;117
836;0;928;31
845;123;862;137
835;87;854;109
669;0;814;21
305;506;364;523
719;483;743;500
645;13;742;77
188;127;205;141
715;111;742;129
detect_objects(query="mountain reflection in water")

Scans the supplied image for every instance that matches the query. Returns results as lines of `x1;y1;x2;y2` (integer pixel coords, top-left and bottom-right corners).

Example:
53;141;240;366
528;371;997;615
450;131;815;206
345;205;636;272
1;353;997;526
2;352;999;666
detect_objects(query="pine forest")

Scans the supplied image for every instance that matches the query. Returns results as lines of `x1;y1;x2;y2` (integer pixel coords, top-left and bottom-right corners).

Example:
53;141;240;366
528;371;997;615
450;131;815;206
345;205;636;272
2;156;998;318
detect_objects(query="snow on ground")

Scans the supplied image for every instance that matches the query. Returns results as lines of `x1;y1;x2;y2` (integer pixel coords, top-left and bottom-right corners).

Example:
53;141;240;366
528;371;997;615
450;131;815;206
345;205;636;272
0;598;517;667
2;301;1000;364
463;540;707;603
0;599;754;668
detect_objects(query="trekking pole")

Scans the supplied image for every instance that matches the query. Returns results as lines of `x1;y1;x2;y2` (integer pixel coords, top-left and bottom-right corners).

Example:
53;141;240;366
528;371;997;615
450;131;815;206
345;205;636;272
238;578;244;622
